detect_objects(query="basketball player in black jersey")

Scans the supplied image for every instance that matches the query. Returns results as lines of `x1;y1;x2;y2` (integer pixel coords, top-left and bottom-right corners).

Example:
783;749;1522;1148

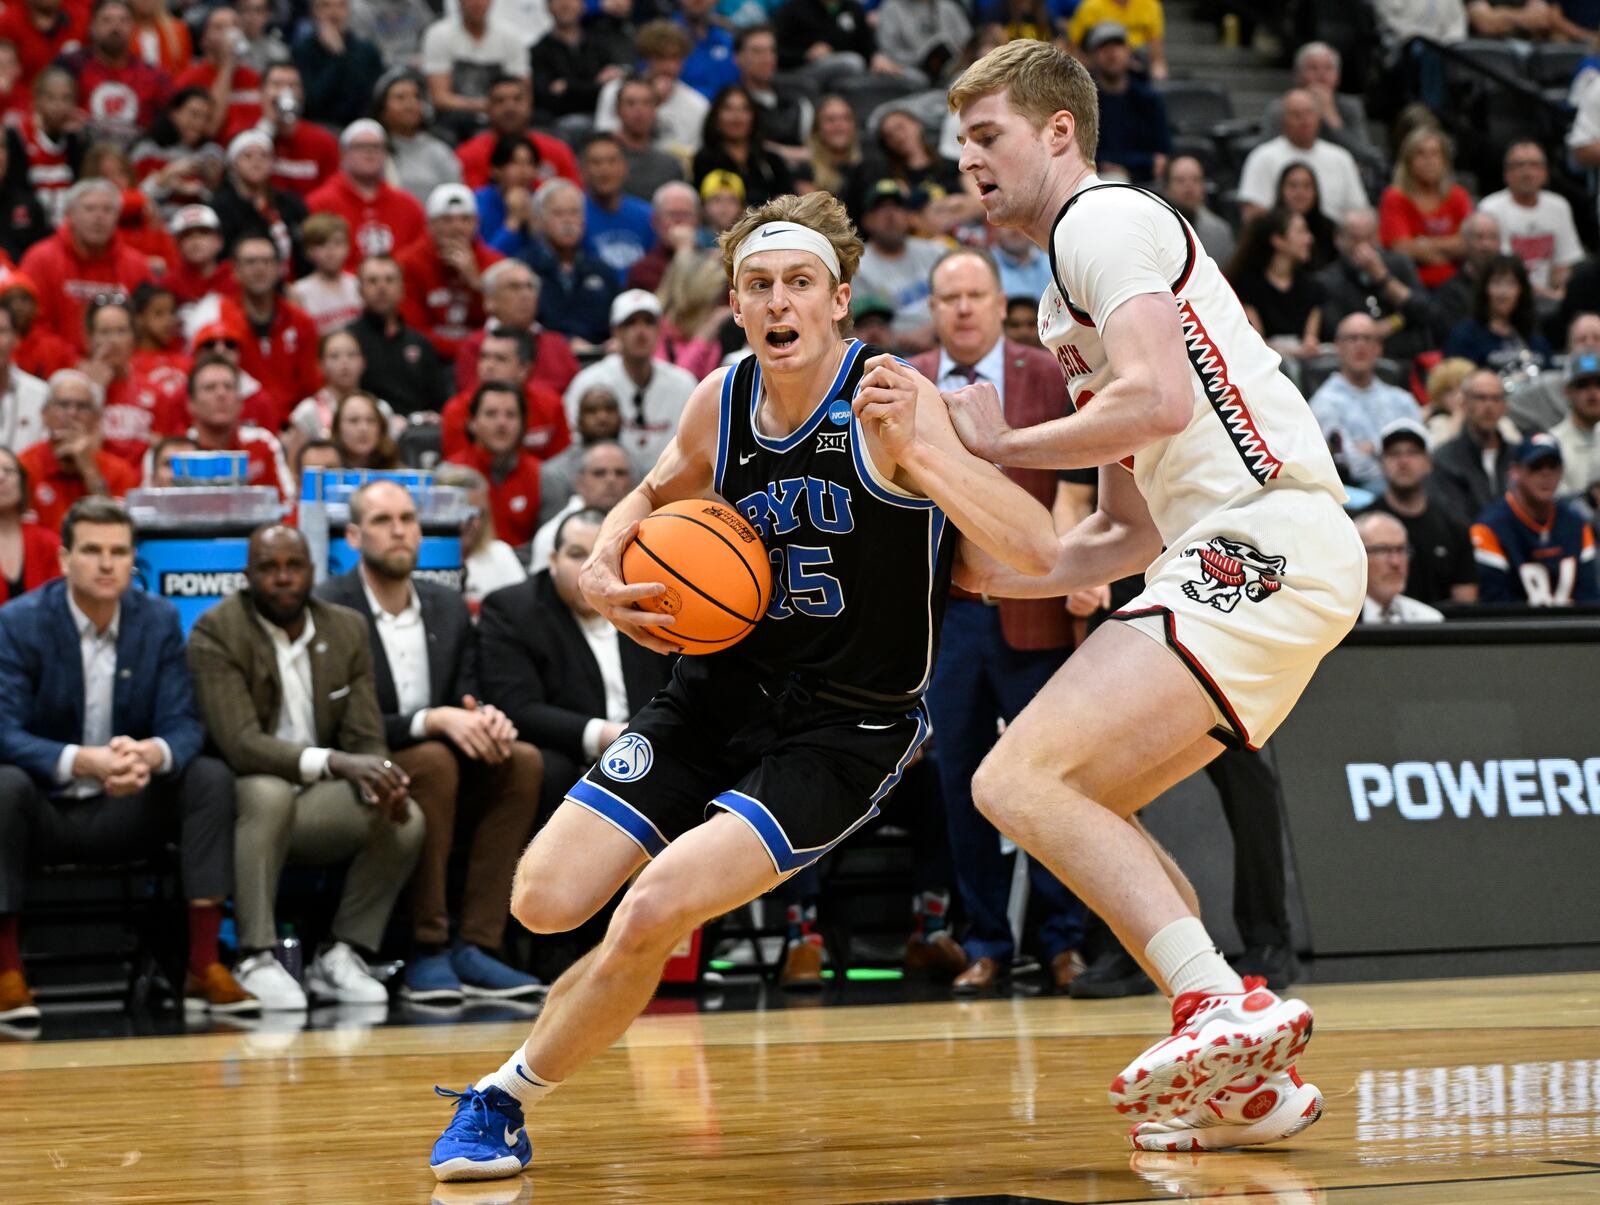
428;191;1059;1183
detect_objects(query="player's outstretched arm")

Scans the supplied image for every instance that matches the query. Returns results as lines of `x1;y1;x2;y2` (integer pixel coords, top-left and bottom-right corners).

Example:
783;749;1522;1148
954;463;1164;599
944;293;1195;470
853;354;1057;577
578;368;726;654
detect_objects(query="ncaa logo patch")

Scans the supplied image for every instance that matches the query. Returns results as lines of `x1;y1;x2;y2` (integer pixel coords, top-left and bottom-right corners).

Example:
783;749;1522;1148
827;397;852;426
600;733;653;783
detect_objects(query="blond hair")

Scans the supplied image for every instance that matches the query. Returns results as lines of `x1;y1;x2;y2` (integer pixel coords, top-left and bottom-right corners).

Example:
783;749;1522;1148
1426;356;1477;407
718;191;863;288
1392;126;1454;196
661;253;728;336
947;39;1098;165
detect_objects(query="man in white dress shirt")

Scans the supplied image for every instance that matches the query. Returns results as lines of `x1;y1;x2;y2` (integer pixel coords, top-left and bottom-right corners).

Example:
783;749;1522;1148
1358;511;1445;623
0;305;47;452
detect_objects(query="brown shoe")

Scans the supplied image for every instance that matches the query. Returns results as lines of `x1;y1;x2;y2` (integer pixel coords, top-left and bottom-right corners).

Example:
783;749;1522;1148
952;956;1008;994
1051;948;1088;991
0;968;40;1023
905;931;968;980
184;963;262;1014
779;940;824;990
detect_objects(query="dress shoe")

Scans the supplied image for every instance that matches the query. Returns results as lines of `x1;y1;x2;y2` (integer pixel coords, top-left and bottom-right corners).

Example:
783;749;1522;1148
1067;948;1157;999
779;939;824;990
952;956;1008;994
904;931;968;980
184;962;262;1014
0;968;40;1024
1050;948;1087;990
1234;944;1301;991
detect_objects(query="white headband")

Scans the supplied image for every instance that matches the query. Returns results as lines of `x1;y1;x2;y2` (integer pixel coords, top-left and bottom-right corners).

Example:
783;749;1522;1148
732;221;842;283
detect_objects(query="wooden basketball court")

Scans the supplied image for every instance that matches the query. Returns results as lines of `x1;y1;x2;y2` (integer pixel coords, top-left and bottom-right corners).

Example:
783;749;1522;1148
4;972;1598;1203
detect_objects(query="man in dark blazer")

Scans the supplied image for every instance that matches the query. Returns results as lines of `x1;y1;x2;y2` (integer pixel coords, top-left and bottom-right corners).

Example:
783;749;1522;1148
188;523;423;1013
477;506;671;820
0;497;251;1025
1433;368;1518;527
910;247;1089;993
318;480;544;1005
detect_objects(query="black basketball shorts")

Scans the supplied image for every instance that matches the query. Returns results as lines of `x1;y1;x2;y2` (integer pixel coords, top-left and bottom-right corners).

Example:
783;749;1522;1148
564;656;929;875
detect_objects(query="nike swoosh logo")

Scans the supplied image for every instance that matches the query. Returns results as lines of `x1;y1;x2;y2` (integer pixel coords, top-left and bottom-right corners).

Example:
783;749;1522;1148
514;1064;540;1086
759;227;781;238
739;451;757;464
504;1125;523;1147
857;722;895;730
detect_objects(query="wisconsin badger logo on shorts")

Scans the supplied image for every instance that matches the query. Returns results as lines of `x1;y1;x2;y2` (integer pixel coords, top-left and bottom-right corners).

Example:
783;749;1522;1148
1181;537;1285;612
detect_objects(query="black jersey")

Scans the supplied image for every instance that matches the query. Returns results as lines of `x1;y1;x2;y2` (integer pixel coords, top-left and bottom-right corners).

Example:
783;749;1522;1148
712;339;956;703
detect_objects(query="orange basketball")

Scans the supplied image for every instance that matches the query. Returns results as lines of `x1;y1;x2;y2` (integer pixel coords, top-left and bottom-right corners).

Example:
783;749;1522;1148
620;499;772;654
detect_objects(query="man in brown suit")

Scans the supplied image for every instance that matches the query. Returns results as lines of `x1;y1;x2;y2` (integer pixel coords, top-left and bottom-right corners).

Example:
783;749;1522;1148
188;524;425;1012
911;247;1090;993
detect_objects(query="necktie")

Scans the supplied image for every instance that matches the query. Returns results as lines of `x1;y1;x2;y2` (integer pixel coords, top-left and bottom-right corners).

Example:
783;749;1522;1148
952;364;979;385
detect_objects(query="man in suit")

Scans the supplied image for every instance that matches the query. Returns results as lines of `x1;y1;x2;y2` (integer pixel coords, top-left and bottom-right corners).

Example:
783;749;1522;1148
1433;368;1518;527
188;523;424;1011
910;247;1089;992
318;480;545;1006
476;507;670;822
0;497;251;1026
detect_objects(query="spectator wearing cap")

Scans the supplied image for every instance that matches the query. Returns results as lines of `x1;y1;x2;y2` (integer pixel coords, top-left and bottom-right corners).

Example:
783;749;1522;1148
693;84;795;209
373;69;464;208
519;179;622;350
181;353;293;499
57;0;173;148
1510;313;1600;436
0;304;48;453
562;291;698;466
439;326;570;461
454;260;581;398
210;128;310;278
307;120;429;273
611;76;690;202
421;0;529;137
700;168;747;236
850;293;895;349
16;370;140;532
167;318;280;433
1550;352;1600;500
454;74;582;194
1085;22;1169;185
853;179;945;352
1357;512;1446;623
0;0;87;94
1162;155;1234;266
594;22;711;154
0;270;76;382
1237;89;1368;226
229;235;322;429
174;6;264;142
530;0;631;122
398;183;504;364
580;133;657;277
258;62;340;198
164;204;239;312
445;380;543;545
1471;435;1599;605
348;255;450;417
1361;418;1478;605
1066;0;1167;79
292;0;382;129
625;182;712;295
17;180;151;356
1308;312;1423;492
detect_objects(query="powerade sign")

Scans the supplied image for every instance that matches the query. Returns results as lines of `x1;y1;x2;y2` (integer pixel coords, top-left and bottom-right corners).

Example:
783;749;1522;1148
136;536;252;632
1271;633;1600;955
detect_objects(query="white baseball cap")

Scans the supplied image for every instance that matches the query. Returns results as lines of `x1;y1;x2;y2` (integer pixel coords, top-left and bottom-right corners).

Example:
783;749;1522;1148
169;204;221;237
340;118;387;149
610;289;662;327
426;183;477;219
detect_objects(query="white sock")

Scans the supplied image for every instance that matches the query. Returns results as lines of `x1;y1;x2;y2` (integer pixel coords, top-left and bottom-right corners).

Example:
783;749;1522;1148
476;1044;561;1107
1145;917;1244;999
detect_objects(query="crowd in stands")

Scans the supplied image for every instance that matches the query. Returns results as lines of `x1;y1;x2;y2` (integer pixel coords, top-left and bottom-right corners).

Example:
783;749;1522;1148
3;0;1600;1023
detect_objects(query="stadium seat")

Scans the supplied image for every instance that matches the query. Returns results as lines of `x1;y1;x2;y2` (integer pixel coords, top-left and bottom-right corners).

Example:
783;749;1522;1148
1449;38;1531;85
1529;42;1589;90
834;75;923;120
1154;78;1235;137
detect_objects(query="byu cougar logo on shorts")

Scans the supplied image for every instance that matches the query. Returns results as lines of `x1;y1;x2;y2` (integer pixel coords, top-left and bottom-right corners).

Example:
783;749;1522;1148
1181;537;1285;613
600;733;653;783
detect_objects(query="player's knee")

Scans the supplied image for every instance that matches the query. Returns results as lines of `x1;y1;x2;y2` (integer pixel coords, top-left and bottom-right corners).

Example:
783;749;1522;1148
604;880;692;963
970;753;1018;828
510;878;589;935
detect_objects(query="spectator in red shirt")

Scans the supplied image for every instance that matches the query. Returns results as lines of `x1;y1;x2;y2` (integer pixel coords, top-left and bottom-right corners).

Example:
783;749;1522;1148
398;183;503;364
17;179;150;354
81;142;179;277
455;260;580;398
79;297;185;466
0;269;76;381
182;353;292;499
229;234;321;428
307;119;428;271
455;75;582;192
0;0;86;92
164;203;238;312
175;7;262;141
58;0;172;147
0;445;62;606
258;61;337;197
17;369;140;532
128;281;191;390
13;68;87;227
129;0;193;79
446;380;541;546
441;326;569;461
1379;127;1472;291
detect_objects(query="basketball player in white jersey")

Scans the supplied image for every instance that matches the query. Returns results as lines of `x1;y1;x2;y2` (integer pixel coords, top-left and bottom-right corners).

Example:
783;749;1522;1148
943;41;1365;1152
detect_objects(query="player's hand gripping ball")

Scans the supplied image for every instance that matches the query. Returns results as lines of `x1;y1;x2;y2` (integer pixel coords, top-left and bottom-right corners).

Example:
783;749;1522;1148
619;500;773;653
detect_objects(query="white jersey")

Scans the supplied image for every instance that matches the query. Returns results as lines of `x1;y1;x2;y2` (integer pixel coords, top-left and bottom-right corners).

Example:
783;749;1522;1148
1039;178;1345;554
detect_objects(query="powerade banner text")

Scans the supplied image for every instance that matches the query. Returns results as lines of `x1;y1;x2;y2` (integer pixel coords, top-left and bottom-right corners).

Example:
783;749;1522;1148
136;535;253;632
1271;633;1600;954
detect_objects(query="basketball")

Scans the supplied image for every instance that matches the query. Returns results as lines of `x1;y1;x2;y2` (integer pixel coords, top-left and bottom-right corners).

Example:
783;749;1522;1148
620;499;772;653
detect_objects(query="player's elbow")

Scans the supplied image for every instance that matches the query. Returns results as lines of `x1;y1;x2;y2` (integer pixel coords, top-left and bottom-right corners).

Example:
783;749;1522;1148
1016;534;1059;579
1149;382;1193;439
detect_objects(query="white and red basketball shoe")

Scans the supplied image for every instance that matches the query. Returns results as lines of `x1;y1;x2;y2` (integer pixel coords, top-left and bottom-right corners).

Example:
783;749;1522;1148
1107;977;1313;1124
1128;1066;1323;1151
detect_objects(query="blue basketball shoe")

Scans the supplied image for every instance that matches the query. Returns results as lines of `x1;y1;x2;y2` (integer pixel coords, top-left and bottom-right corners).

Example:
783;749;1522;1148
430;1083;532;1182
